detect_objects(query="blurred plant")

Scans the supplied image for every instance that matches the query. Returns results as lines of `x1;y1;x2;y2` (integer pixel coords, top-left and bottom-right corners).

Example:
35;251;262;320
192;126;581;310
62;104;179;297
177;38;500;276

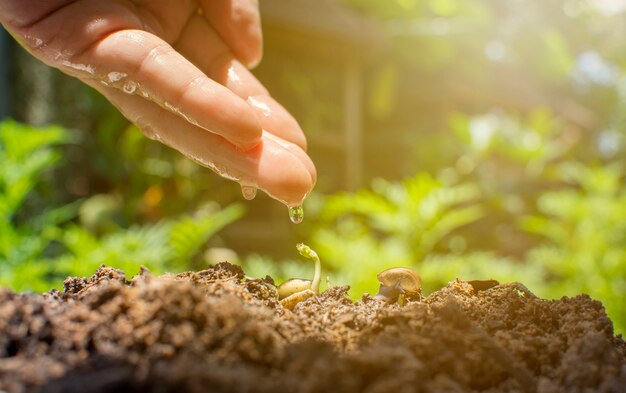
305;173;483;297
0;119;77;290
441;109;582;258
449;108;575;170
521;162;626;333
0;119;244;292
51;202;244;280
242;254;312;284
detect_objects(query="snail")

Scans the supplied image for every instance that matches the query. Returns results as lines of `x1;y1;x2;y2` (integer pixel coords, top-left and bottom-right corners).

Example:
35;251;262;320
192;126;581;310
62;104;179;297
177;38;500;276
374;267;422;303
277;243;321;309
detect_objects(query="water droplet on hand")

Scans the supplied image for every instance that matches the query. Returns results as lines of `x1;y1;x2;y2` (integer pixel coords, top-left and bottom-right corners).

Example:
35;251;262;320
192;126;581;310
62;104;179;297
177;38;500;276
140;125;160;141
247;96;272;117
123;80;137;94
289;206;304;224
241;185;257;200
107;72;127;83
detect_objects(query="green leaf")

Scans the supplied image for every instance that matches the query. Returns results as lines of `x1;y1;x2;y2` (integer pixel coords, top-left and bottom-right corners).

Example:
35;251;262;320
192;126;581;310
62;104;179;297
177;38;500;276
169;204;245;268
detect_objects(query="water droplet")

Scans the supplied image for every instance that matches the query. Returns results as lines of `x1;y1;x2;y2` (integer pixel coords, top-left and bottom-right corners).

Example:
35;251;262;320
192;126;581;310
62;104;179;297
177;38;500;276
227;66;242;83
247;96;272;117
164;101;198;126
138;86;150;98
140;125;160;141
60;60;95;74
241;185;257;200
123;80;137;94
107;71;127;83
289;206;304;224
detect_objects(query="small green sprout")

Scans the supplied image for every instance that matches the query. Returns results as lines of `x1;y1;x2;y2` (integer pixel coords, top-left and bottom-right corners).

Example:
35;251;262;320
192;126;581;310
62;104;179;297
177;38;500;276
277;243;322;309
296;243;320;295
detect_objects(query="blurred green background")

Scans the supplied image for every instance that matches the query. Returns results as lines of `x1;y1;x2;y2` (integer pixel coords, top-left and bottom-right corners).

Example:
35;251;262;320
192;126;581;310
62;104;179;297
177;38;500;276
1;0;625;333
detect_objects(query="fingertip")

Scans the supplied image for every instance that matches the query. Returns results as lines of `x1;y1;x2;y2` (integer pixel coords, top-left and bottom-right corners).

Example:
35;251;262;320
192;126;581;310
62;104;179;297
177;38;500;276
259;160;315;206
255;136;316;206
245;55;261;70
227;25;262;70
262;131;315;182
236;138;263;152
244;39;263;69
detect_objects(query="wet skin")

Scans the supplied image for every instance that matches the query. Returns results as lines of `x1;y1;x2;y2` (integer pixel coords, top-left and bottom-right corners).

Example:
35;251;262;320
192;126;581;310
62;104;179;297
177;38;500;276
0;0;316;207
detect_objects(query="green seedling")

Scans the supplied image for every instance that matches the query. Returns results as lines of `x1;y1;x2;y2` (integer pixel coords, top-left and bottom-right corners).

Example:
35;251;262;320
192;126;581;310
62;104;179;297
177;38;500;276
374;267;422;303
277;243;321;309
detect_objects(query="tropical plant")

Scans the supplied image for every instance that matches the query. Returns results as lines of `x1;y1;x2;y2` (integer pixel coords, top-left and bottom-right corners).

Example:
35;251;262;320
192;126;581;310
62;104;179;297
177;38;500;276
0;119;75;290
0;119;244;292
522;162;626;333
51;202;244;280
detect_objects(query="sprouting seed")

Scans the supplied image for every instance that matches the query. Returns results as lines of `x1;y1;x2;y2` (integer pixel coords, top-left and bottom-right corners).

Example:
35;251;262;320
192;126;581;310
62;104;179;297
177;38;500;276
277;243;321;309
279;288;315;310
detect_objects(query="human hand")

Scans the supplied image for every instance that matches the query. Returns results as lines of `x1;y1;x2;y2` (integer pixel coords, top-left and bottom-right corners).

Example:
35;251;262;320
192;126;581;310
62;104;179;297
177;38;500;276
0;0;316;207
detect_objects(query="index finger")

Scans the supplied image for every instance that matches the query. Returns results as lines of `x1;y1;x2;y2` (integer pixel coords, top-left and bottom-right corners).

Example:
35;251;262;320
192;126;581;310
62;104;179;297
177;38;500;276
88;29;263;150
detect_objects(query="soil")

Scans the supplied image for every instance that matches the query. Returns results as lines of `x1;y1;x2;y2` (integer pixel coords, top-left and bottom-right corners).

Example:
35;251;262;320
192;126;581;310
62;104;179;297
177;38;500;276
1;263;625;393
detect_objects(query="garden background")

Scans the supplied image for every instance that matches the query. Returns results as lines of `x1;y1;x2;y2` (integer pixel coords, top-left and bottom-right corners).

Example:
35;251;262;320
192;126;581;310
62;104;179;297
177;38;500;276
1;0;625;332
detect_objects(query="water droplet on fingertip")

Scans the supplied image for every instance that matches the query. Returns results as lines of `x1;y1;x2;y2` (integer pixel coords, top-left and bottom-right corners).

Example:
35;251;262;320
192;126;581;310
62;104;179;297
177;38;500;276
140;125;160;141
241;186;257;200
123;80;137;94
138;86;150;98
289;206;304;224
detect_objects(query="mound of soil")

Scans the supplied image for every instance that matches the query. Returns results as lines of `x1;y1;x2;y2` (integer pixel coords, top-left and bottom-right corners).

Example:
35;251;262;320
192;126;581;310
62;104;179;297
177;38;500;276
1;263;625;393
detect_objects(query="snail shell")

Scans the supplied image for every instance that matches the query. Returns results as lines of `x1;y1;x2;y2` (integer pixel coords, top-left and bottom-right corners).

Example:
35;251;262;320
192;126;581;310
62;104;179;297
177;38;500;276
377;267;422;295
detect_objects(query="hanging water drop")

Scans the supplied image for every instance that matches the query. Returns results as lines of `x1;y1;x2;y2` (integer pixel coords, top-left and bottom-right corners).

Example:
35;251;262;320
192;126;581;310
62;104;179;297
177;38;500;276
140;125;160;141
289;205;304;224
122;80;137;94
241;185;257;200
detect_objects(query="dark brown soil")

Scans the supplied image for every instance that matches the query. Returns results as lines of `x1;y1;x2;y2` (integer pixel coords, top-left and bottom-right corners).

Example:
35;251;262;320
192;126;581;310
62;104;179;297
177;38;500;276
1;263;625;393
